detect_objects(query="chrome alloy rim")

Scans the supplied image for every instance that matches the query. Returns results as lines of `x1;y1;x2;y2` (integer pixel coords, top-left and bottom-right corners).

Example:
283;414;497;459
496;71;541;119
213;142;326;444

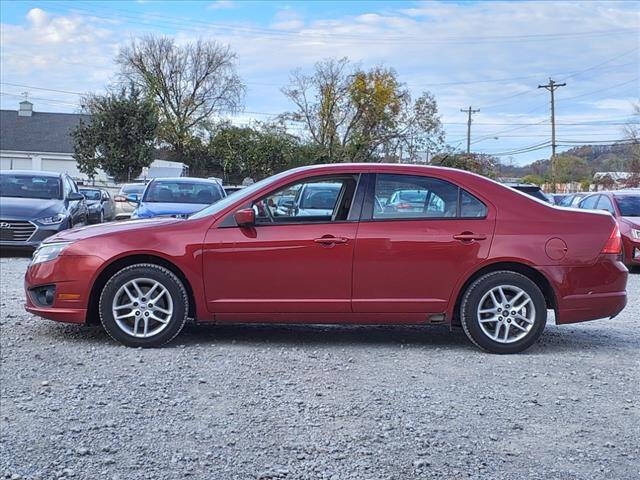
477;285;536;344
111;278;173;338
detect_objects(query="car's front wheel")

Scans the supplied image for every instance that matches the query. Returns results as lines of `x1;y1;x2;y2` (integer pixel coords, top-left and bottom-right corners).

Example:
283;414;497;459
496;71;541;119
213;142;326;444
460;271;547;354
99;264;188;347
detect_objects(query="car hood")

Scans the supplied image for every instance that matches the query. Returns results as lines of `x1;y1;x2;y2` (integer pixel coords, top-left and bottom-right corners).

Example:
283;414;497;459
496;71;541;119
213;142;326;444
46;217;181;243
137;202;210;217
621;217;640;229
85;199;100;207
0;197;63;220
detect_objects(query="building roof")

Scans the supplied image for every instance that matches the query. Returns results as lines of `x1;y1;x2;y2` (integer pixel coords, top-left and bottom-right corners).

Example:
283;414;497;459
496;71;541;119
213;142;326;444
0;109;90;154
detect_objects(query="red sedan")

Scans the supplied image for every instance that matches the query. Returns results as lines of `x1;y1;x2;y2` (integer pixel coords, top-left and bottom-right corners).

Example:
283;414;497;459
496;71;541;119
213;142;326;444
576;190;640;268
24;164;627;353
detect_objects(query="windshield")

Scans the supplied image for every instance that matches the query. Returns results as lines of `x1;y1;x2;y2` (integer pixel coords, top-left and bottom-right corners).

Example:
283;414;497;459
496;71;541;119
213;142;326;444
121;184;145;194
190;170;294;219
614;195;640;217
143;181;223;204
0;174;61;200
80;189;101;200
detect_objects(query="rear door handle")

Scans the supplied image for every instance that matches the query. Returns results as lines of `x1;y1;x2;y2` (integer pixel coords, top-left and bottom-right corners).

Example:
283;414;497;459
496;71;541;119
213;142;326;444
314;236;348;245
453;233;487;241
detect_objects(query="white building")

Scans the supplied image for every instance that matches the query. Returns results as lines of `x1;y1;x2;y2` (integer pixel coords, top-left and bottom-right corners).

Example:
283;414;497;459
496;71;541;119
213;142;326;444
0;101;185;182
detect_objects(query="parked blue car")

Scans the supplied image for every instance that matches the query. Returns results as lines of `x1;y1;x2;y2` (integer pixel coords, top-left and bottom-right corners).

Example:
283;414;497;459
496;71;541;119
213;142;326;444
129;177;226;219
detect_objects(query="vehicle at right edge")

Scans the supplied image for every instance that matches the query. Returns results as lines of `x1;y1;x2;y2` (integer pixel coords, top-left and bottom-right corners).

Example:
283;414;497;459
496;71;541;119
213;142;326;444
577;190;640;268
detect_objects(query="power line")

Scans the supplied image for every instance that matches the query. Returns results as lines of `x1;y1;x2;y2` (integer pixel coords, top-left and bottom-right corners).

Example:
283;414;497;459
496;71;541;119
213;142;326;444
45;1;639;45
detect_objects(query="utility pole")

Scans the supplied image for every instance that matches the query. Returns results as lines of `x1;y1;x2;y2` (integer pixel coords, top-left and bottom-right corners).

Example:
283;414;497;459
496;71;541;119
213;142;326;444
460;106;480;154
538;78;566;193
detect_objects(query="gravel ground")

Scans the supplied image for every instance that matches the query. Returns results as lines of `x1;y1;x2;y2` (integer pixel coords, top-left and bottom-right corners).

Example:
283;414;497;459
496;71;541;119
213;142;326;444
1;255;639;480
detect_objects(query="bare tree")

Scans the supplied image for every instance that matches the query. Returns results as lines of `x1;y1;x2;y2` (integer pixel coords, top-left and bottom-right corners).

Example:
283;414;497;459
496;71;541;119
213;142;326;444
281;58;444;163
117;35;245;156
623;102;640;187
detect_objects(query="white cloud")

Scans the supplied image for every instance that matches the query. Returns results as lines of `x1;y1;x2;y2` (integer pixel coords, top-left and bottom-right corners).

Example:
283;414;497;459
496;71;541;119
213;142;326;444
208;0;236;10
2;1;638;163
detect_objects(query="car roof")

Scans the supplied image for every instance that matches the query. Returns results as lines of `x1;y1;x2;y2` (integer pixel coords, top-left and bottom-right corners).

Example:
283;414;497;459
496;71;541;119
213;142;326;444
150;177;221;183
0;169;62;177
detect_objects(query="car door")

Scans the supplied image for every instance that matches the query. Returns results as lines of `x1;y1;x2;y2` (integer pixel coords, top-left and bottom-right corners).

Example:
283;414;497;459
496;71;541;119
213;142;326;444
102;190;115;219
202;173;363;316
352;173;495;315
64;176;83;225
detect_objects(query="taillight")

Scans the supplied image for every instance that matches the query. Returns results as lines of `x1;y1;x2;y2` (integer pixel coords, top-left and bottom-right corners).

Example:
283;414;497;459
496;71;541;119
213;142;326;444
601;223;622;254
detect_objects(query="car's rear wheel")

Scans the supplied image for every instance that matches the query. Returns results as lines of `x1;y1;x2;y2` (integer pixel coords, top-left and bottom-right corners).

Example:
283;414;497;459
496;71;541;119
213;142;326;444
99;264;188;347
460;271;547;354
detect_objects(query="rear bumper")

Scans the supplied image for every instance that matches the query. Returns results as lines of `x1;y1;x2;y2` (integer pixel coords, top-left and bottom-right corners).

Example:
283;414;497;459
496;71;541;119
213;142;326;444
556;291;627;324
542;255;629;325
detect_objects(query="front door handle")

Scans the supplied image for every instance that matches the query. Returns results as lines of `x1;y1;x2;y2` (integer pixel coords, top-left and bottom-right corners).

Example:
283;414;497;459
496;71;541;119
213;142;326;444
453;232;487;242
314;236;348;245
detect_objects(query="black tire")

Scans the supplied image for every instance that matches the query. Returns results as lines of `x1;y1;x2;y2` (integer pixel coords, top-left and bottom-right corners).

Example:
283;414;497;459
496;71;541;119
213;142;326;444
99;263;188;347
460;271;547;354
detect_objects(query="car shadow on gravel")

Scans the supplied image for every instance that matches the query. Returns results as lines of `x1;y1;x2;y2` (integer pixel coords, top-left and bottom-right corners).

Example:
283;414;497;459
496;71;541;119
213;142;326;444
35;320;637;354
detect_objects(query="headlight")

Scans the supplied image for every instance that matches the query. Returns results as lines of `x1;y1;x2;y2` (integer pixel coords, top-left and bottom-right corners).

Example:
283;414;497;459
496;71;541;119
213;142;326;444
31;242;72;265
631;229;640;240
37;213;66;225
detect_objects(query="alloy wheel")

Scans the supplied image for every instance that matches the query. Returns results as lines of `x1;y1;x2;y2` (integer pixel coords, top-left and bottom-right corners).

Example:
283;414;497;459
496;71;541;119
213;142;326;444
111;278;173;338
476;284;535;344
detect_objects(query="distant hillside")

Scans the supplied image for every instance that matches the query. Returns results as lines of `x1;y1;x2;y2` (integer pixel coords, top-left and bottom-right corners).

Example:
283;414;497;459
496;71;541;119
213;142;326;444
498;143;635;178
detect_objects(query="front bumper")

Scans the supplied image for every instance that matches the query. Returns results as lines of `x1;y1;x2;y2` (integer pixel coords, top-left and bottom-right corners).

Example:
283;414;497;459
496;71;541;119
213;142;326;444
24;254;104;324
622;236;640;266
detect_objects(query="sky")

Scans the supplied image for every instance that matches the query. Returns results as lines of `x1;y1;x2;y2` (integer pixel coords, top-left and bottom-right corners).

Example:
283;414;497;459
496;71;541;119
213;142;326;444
1;0;639;165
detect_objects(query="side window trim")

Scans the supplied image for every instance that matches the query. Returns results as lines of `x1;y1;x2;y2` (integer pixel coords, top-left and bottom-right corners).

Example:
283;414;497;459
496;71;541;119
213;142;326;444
218;173;366;228
361;173;488;222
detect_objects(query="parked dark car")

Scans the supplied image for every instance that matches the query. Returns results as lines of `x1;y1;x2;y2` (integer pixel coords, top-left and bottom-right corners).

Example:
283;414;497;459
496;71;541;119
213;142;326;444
504;183;550;202
577;190;640;268
80;188;116;224
25;164;626;353
130;177;226;219
0;170;87;249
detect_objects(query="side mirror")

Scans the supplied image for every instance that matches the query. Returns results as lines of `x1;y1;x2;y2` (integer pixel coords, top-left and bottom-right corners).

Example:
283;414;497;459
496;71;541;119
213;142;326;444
126;193;140;203
67;192;84;201
234;208;255;227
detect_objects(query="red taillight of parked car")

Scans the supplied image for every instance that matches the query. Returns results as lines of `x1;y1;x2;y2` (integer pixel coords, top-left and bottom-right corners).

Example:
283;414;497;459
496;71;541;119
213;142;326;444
601;223;622;254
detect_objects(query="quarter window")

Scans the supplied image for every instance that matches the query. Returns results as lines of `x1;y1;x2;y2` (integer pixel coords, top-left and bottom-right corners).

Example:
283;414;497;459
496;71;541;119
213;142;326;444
372;174;486;219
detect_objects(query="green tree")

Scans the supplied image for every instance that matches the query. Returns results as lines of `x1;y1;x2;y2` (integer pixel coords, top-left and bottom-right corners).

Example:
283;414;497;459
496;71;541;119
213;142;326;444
71;85;158;182
206;122;300;183
117;35;245;166
521;174;545;186
431;152;498;178
554;154;590;184
281;58;444;163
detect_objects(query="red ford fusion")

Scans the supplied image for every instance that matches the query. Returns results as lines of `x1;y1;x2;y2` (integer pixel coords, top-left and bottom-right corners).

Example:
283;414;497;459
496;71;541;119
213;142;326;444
24;164;628;353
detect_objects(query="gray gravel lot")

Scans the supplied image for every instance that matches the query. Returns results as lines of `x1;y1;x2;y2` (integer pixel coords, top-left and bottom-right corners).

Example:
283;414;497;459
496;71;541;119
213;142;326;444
1;255;639;480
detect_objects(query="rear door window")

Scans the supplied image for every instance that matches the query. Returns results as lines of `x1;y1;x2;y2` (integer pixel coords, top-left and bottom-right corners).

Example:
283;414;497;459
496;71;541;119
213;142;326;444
371;174;486;220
